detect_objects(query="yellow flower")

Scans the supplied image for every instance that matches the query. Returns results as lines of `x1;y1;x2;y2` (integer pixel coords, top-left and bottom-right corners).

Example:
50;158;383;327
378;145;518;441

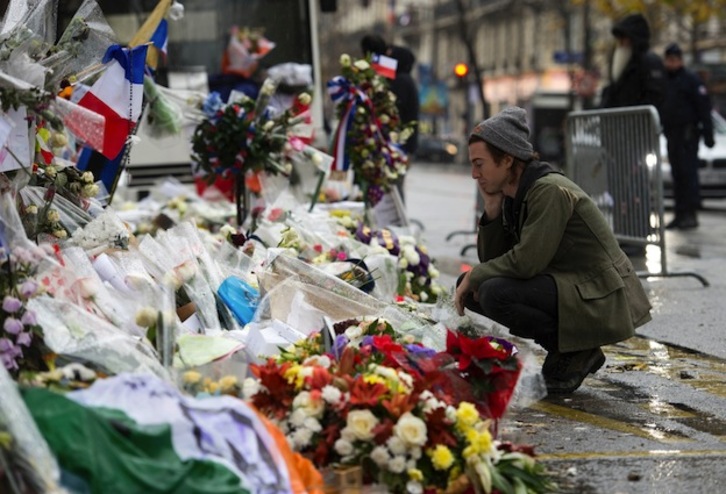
219;375;238;392
207;381;220;394
283;364;306;390
430;445;455;471
407;468;424;482
183;370;202;385
363;374;386;386
456;402;479;429
462;445;478;460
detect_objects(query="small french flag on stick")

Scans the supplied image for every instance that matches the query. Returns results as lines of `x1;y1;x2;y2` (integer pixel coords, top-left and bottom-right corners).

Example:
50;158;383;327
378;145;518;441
78;44;148;159
371;53;398;79
150;18;168;60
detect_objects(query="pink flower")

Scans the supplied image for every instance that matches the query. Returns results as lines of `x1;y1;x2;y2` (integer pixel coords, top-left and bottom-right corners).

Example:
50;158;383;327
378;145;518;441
3;317;23;335
2;296;22;313
268;208;284;222
336;251;347;261
289;136;306;152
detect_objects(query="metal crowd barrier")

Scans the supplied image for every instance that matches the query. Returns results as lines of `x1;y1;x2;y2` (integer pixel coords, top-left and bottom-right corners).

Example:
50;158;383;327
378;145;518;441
566;105;708;286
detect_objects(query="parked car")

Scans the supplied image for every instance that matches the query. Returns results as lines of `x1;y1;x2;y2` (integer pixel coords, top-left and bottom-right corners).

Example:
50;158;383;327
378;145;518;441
413;135;460;163
661;110;726;199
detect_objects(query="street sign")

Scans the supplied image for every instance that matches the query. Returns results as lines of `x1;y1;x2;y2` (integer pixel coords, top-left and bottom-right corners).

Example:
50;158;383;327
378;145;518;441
553;51;583;64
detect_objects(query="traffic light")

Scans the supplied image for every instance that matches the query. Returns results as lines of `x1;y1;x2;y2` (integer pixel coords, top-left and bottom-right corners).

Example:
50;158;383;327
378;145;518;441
454;62;469;79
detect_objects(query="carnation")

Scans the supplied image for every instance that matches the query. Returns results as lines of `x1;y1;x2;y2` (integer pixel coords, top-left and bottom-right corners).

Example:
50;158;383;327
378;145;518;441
370;446;390;467
387;435;407;456
292;427;314;449
321;385;342;404
334;438;354;456
389;455;407;474
242;377;261;399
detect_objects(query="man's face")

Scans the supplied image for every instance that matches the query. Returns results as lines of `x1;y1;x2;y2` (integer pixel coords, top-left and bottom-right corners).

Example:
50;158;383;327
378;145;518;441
665;54;683;72
469;141;512;194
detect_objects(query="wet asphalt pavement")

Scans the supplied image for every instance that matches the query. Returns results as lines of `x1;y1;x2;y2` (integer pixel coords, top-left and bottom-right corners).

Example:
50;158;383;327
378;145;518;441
406;162;726;494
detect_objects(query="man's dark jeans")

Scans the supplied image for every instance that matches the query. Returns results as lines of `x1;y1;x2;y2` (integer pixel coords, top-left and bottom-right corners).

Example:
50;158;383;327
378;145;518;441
460;274;559;352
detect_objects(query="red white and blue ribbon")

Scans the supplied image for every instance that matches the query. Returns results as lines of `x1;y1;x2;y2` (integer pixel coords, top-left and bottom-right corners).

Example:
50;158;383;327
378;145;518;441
327;76;371;172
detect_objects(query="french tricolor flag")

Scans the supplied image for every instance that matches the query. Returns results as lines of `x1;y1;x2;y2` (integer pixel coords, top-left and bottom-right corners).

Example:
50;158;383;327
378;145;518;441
371;53;398;79
150;19;168;60
78;44;148;159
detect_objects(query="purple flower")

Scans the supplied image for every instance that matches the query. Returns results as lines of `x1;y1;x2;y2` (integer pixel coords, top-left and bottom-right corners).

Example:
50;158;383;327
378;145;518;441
0;337;13;352
1;352;18;371
2;296;22;313
19;280;38;298
334;334;349;358
3;317;23;335
21;310;37;326
16;331;32;347
361;335;374;348
405;344;437;358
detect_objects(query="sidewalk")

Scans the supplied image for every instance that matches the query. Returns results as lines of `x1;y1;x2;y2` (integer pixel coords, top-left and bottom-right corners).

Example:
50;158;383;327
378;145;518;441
407;163;726;492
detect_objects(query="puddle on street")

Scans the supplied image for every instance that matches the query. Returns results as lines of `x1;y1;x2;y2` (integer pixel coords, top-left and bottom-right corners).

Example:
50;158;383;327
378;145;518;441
530;335;726;440
607;337;726;399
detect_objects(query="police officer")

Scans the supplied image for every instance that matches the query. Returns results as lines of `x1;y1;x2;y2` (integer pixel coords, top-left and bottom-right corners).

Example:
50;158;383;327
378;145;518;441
661;43;714;230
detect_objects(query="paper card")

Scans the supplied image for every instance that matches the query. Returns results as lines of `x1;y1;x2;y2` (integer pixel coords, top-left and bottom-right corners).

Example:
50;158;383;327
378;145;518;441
0;112;13;150
372;187;409;228
0;107;31;172
271;319;307;344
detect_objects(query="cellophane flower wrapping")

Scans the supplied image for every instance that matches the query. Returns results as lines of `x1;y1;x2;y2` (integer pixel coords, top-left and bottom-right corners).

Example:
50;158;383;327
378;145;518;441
18;185;94;241
0;363;65;494
27;295;167;379
137;229;222;331
47;246;146;337
40;0;117;92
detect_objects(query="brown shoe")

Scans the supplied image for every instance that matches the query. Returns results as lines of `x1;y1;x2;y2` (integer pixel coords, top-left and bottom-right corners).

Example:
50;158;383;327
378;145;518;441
545;348;606;395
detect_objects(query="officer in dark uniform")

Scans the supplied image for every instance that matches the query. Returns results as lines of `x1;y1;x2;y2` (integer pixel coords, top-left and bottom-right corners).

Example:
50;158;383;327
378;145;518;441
661;43;714;230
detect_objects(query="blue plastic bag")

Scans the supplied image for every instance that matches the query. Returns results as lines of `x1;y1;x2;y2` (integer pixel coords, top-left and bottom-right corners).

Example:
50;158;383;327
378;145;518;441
217;276;259;325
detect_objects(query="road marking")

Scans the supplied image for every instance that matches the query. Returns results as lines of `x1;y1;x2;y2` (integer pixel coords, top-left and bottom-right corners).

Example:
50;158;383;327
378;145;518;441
529;401;693;443
537;449;726;461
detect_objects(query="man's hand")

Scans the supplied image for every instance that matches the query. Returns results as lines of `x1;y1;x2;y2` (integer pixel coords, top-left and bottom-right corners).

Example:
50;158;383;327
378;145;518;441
454;271;472;316
477;185;504;221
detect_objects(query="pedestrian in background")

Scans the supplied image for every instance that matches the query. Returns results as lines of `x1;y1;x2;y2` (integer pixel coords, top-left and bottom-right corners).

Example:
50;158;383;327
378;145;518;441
661;42;715;230
600;13;665;256
454;107;652;395
388;45;420;203
601;13;665;110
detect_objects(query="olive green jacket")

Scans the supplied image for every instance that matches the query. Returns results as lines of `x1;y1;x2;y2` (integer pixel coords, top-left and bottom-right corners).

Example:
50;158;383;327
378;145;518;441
471;172;652;352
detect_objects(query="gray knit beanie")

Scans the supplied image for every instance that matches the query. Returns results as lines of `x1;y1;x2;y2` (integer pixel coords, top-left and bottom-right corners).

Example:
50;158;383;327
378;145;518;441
469;106;534;161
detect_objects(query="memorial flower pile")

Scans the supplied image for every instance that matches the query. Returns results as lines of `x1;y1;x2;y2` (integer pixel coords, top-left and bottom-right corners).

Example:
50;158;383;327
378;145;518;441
244;318;551;494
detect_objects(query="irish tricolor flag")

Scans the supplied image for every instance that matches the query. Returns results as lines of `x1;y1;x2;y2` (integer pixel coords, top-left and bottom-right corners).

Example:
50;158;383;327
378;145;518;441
78;44;148;159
